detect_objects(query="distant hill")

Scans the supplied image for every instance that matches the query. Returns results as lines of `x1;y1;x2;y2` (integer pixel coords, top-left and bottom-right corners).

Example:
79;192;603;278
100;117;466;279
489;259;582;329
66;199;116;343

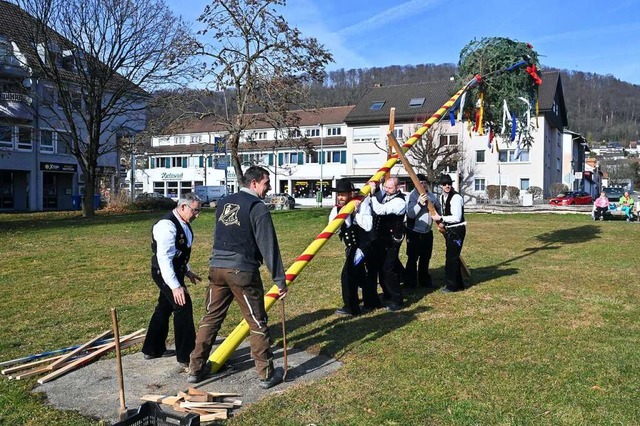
309;64;640;144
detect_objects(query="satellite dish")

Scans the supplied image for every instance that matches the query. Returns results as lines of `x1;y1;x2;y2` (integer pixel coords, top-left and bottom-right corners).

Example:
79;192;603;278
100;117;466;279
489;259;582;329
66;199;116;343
22;78;32;88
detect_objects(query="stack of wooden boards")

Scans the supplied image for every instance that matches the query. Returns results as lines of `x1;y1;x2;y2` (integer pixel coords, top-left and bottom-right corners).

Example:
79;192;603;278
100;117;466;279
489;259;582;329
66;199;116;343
141;388;242;421
0;329;145;383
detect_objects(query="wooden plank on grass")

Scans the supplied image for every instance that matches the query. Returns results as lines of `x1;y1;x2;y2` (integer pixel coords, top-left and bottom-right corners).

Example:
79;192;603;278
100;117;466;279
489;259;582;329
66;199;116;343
37;328;145;384
2;354;66;375
48;330;112;370
180;401;235;409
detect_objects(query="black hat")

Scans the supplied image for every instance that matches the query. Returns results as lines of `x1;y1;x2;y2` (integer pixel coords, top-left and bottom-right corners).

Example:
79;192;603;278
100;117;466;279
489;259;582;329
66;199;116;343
417;173;429;184
439;174;453;185
328;178;356;192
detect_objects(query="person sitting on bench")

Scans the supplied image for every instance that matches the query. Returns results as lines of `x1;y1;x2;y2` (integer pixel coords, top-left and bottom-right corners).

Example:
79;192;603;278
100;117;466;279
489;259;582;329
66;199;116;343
619;191;634;221
593;191;609;221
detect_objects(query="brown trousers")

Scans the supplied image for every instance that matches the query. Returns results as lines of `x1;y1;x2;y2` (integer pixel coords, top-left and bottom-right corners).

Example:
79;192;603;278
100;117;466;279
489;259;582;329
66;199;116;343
189;267;274;379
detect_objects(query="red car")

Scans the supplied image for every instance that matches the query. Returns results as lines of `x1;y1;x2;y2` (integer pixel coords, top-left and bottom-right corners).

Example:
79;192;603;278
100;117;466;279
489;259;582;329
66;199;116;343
549;191;593;206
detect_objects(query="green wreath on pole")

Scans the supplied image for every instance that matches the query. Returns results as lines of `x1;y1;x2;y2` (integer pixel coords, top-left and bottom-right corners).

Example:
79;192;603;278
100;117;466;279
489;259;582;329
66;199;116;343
456;37;541;148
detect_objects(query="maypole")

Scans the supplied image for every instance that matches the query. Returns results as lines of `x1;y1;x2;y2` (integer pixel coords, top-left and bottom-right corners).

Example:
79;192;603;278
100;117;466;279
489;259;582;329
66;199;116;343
207;60;530;373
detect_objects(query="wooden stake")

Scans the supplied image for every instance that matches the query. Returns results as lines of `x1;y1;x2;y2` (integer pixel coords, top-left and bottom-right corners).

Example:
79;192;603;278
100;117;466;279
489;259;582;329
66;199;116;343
386;107;396;181
387;132;471;278
111;308;127;419
280;298;288;381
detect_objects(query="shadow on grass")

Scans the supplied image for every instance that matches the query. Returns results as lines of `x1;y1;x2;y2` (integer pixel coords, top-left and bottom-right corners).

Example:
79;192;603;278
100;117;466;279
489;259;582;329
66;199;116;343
466;225;602;288
276;306;432;360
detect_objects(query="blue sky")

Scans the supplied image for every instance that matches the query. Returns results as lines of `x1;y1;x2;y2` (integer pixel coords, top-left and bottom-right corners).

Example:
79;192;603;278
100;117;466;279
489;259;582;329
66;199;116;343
166;0;640;85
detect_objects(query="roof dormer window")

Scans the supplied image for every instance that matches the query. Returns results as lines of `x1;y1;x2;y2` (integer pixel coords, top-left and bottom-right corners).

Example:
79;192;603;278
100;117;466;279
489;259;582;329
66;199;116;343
369;101;385;111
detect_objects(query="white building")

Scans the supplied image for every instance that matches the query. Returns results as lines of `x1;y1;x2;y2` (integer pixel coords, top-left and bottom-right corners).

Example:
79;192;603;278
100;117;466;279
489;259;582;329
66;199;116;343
144;71;583;206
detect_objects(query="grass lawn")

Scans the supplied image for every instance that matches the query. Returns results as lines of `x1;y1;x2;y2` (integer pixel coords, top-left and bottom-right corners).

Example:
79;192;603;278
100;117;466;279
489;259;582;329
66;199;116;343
0;209;639;425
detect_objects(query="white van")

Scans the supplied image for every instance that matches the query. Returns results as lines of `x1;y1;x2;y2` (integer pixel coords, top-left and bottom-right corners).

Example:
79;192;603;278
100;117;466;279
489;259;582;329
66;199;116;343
194;185;227;207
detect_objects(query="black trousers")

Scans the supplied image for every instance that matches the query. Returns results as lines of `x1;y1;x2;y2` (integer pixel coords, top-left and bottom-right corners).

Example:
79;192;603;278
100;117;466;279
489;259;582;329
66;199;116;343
340;245;367;314
405;228;434;287
377;237;404;305
142;267;195;364
444;225;466;292
594;206;608;220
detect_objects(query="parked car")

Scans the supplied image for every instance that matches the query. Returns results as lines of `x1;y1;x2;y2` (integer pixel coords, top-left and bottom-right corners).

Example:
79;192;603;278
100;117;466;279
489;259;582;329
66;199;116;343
265;193;296;209
135;192;173;202
603;187;625;203
548;191;593;206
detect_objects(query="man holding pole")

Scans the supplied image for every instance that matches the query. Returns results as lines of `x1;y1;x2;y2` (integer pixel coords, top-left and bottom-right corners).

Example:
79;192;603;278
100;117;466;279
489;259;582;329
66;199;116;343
430;174;466;292
405;174;440;289
188;166;288;388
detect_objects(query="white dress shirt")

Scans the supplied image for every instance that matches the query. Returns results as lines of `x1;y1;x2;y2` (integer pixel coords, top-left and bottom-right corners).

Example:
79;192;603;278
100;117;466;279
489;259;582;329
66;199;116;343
152;210;192;289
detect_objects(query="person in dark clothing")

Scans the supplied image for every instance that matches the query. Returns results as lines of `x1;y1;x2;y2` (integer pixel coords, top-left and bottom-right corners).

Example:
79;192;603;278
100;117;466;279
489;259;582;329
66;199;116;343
142;193;203;367
188;166;288;389
328;178;378;316
431;174;466;292
405;174;440;289
369;177;406;311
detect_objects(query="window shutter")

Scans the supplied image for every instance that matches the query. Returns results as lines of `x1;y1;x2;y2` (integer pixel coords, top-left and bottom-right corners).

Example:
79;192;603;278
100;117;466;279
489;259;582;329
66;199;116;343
199;156;203;167
268;153;274;166
150;159;155;169
208;156;213;167
165;158;170;168
340;151;346;164
320;152;325;164
182;157;187;168
297;152;304;165
278;153;283;165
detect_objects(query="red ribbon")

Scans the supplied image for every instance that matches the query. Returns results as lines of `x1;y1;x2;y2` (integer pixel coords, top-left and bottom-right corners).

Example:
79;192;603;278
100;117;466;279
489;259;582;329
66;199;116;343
526;64;542;85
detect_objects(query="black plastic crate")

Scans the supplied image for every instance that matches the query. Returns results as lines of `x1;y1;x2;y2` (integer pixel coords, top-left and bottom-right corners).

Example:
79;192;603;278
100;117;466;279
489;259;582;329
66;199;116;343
114;402;200;426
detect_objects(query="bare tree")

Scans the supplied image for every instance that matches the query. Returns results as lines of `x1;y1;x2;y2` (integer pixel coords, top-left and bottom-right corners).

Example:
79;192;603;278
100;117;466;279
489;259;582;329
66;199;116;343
405;125;462;185
16;0;196;217
192;0;333;184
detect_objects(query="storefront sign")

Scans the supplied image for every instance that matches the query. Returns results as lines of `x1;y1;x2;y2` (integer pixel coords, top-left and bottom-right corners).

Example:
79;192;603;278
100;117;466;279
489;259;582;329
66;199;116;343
161;172;183;180
40;162;77;172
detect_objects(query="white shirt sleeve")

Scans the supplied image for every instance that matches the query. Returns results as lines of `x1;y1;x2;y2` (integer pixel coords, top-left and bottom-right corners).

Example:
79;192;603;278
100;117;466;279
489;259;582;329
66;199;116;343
152;219;182;290
354;197;373;232
371;192;406;215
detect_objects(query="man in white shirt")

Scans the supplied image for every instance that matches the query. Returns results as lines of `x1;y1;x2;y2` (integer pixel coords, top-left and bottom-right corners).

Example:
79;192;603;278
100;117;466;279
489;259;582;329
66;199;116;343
328;178;376;316
430;174;466;292
370;177;406;311
142;193;202;367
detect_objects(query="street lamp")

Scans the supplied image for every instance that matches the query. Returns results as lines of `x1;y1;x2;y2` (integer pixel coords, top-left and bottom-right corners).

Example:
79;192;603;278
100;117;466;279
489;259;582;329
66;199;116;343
318;123;324;207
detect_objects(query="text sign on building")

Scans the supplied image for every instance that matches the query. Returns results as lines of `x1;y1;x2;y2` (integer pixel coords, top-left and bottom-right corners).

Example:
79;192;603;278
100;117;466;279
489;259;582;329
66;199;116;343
161;172;183;180
40;162;77;172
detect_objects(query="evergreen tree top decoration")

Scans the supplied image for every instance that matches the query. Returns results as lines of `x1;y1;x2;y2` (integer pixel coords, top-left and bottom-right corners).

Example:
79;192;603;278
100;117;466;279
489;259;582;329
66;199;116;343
456;37;541;147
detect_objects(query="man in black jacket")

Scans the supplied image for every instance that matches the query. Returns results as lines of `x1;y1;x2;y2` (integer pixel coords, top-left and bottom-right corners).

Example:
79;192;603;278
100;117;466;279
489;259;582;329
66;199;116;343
188;166;288;388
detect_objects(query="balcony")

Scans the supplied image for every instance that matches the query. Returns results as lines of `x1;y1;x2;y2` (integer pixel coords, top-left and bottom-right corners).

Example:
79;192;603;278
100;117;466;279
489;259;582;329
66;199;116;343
0;93;33;121
0;92;31;104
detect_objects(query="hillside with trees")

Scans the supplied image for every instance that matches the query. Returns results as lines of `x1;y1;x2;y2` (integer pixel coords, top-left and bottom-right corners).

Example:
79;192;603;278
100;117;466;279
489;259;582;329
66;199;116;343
307;64;640;144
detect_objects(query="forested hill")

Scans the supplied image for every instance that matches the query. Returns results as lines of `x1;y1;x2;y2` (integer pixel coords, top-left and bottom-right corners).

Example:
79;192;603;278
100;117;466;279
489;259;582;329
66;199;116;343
310;64;640;144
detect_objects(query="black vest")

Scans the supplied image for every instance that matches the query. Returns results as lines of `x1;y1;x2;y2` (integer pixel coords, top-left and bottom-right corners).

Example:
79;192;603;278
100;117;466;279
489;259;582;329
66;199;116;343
213;191;263;262
442;190;465;224
374;191;405;242
151;211;192;274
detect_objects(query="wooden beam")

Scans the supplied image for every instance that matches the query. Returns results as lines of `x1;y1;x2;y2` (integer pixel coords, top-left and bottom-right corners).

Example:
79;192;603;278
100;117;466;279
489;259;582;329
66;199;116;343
48;330;112;370
36;329;145;385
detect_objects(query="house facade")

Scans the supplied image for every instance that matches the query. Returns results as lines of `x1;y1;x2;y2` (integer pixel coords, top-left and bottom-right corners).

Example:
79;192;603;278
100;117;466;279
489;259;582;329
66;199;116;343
0;1;144;211
143;71;580;206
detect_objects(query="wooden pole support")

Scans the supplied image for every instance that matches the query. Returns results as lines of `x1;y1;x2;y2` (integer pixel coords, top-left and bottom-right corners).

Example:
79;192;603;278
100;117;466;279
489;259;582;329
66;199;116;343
387;132;471;278
111;308;127;418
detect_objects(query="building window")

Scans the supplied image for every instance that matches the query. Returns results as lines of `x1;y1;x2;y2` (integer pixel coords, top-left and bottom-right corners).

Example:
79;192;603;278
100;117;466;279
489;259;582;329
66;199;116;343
393;127;403;139
499;149;530;163
190;135;201;144
327;127;341;136
41;130;54;153
42;85;57;107
57;132;71;154
520;178;530;190
353;127;380;144
325;150;346;164
305;128;319;137
69;89;82;110
409;97;425;107
474;178;486;191
175;136;186;145
306;151;319;163
17;127;32;150
0;125;13;148
370;101;385;110
158;137;169;146
172;156;186;168
440;134;458;146
476;150;485;163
